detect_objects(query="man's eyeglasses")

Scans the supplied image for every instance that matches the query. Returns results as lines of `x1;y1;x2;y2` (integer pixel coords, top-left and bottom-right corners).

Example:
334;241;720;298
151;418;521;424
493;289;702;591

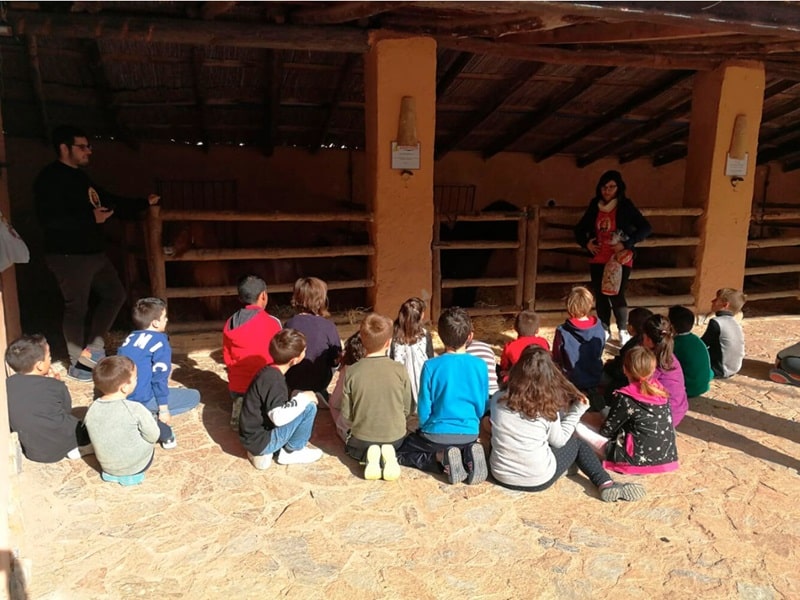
71;144;92;151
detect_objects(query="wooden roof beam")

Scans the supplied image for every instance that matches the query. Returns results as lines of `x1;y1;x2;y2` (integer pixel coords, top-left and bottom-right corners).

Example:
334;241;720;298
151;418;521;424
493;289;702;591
201;2;238;20
436;52;472;99
757;133;800;165
436;36;724;71
435;61;546;160
619;126;688;164
261;50;282;156
482;66;614;160
504;21;736;45
84;40;138;149
290;2;411;26
577;99;691;167
780;155;800;173
191;46;210;151
7;11;369;53
315;53;359;151
535;70;694;162
652;146;687;167
24;35;50;142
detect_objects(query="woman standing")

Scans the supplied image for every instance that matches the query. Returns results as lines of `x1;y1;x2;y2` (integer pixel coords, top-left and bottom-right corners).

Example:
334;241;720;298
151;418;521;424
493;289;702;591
574;170;652;343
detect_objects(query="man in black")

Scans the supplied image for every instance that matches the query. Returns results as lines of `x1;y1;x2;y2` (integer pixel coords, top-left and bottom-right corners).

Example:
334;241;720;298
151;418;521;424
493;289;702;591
34;125;159;382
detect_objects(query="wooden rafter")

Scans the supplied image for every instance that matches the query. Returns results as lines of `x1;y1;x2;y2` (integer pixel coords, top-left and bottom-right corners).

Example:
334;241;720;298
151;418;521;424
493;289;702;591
436;52;472;99
757;133;800;165
620;126;687;164
435;35;724;71
7;11;369;53
84;40;138;149
781;155;800;172
535;70;694;162
191;46;210;150
290;2;411;25
482;66;614;160
577;100;691;167
262;50;282;156
435;61;545;160
652;146;687;167
201;2;238;20
23;35;50;142
503;21;735;45
315;53;359;151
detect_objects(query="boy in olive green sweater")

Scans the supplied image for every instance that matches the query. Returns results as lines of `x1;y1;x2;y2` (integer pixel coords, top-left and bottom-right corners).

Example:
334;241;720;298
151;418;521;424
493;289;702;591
341;313;413;481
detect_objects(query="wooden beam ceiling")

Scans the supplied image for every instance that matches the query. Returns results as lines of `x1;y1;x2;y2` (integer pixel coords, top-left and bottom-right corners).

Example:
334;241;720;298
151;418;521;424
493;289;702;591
7;11;370;53
534;70;694;162
503;22;736;45
576;99;691;167
619;126;687;164
435;61;546;159
290;2;412;25
201;2;238;21
315;53;359;151
261;50;282;156
23;35;50;142
436;52;472;99
191;46;211;150
481;66;614;160
85;40;138;149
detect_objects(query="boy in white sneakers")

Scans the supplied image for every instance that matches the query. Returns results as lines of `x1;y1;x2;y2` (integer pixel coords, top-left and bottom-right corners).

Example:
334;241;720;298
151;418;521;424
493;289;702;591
239;329;323;469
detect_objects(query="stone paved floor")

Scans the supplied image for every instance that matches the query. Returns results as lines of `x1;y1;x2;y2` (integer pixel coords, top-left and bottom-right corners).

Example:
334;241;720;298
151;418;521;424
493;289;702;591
10;316;800;599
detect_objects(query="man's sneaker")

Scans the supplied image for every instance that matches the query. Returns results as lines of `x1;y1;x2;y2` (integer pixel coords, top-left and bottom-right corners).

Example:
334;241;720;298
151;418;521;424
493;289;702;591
364;444;382;480
442;446;468;484
66;365;93;383
277;445;323;465
380;444;401;481
464;442;487;485
77;347;106;369
230;396;243;430
600;481;646;502
247;451;272;470
161;437;178;450
66;443;94;460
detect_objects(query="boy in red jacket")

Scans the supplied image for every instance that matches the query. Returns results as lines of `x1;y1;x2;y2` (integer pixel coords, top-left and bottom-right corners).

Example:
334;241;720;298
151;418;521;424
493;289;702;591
223;275;282;428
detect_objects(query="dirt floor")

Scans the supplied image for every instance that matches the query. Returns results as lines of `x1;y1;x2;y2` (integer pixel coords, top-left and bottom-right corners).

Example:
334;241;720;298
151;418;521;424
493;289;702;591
8;312;800;600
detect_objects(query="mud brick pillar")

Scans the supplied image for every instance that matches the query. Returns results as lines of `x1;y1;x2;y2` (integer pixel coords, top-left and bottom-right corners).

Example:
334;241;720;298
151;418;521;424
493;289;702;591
683;62;765;309
364;34;436;316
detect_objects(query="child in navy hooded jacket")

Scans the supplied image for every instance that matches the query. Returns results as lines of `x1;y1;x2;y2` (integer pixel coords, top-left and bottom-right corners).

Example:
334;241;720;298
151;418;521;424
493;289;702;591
552;287;607;405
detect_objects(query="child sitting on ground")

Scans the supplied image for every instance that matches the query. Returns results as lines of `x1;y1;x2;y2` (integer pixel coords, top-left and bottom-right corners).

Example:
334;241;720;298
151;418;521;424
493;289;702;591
577;346;679;475
118;297;200;448
223;274;282;429
328;332;366;442
701;288;746;378
389;297;434;412
84;356;160;484
6;334;93;463
498;309;550;383
341;313;413;481
602;307;653;402
668;305;713;398
396;307;489;485
642;314;687;427
239;329;323;470
489;345;645;502
770;340;800;386
465;337;500;400
284;277;342;402
552;286;607;410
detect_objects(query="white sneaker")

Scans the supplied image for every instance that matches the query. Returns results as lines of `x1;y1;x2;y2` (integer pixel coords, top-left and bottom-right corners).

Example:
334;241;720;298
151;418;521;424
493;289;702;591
161;437;178;450
619;330;632;345
277;446;323;465
247;451;272;470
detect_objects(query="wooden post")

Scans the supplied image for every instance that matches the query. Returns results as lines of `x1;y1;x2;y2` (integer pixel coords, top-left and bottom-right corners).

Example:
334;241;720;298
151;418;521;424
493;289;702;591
523;206;540;310
514;211;527;308
145;205;167;300
431;211;442;323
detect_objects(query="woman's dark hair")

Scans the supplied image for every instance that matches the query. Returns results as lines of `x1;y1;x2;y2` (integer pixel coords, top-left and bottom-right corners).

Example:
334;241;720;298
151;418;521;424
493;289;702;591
501;345;582;421
594;170;627;202
642;314;675;371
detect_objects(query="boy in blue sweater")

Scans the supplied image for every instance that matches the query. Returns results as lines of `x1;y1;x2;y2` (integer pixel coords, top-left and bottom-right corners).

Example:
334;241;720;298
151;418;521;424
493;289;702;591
396;307;489;485
117;297;200;448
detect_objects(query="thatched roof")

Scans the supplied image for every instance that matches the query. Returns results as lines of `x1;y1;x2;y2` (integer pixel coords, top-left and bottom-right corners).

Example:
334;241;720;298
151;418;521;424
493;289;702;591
2;1;800;169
